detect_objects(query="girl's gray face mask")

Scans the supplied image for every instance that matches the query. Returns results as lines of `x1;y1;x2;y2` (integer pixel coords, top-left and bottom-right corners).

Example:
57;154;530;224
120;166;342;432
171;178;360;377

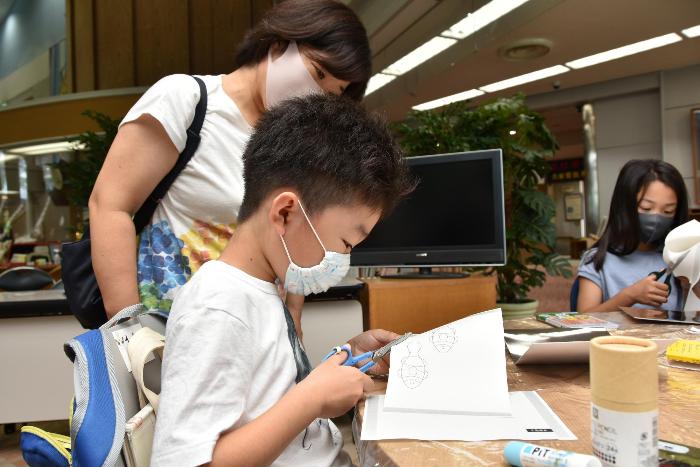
638;212;674;244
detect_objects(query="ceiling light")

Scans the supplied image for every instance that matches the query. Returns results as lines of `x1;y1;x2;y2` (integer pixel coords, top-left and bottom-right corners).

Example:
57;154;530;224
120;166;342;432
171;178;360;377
413;89;484;111
0;153;19;163
442;0;530;39
565;33;682;69
479;65;569;93
382;36;457;76
499;38;552;61
4;141;84;156
366;0;534;96
509;130;517;135
365;73;397;96
682;24;700;38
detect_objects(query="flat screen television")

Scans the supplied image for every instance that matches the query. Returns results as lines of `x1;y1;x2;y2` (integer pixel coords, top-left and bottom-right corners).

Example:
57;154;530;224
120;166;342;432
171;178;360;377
350;149;505;277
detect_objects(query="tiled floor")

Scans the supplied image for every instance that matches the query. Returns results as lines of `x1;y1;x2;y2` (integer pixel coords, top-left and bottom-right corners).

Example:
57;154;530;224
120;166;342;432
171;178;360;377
0;417;358;467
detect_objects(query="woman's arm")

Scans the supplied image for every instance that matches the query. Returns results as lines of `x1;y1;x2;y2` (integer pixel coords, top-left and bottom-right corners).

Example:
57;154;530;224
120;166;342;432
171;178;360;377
577;276;670;312
89;115;179;317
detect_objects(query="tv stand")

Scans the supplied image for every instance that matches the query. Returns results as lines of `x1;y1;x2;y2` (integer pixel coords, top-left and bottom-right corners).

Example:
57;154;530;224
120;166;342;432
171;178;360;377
359;274;497;334
380;267;468;279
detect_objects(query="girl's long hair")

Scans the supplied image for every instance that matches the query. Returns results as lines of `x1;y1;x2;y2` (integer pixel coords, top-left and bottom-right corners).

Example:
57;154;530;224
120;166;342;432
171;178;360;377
589;159;688;270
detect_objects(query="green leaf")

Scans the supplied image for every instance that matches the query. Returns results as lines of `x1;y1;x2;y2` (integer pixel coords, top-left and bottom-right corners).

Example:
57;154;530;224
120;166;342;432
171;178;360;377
396;94;570;302
58;111;121;210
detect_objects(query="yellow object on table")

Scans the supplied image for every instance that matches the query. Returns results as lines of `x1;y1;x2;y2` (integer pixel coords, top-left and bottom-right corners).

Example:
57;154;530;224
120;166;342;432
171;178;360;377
666;339;700;365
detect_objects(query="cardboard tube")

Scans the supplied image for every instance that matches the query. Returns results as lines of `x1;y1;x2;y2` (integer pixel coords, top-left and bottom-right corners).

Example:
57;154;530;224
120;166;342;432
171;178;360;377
590;336;658;412
590;336;659;467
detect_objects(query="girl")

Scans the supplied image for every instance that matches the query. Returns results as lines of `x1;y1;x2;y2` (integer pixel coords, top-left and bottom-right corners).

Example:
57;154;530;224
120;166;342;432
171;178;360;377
577;159;689;312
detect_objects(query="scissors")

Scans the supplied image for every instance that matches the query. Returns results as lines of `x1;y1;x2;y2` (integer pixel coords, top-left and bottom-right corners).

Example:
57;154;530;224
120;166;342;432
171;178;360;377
322;332;413;373
649;250;691;291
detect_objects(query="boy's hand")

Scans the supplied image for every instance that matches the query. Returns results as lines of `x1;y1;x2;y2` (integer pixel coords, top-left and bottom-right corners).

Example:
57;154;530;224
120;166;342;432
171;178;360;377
302;354;372;419
348;329;400;375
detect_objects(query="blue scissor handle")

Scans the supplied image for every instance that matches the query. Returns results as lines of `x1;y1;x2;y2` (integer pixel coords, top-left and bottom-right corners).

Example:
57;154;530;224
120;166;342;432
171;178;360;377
322;344;376;373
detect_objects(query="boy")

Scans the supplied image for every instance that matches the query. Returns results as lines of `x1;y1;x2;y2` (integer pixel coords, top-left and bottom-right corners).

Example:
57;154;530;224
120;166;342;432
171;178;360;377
152;93;414;466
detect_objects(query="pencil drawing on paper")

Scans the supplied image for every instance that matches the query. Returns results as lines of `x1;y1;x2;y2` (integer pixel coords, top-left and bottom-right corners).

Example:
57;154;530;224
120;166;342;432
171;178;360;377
399;340;429;389
431;325;457;353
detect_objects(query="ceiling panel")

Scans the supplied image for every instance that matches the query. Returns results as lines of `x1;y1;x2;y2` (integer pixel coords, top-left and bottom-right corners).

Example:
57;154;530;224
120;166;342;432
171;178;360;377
356;0;700;121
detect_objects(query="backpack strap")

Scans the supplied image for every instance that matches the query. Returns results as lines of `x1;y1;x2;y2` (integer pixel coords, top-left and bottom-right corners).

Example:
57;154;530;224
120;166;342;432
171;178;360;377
132;76;208;233
128;327;165;413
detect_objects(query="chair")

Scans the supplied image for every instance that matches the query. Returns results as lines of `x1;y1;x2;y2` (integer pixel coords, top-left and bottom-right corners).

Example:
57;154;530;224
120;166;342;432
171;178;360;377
569;276;580;312
0;267;54;291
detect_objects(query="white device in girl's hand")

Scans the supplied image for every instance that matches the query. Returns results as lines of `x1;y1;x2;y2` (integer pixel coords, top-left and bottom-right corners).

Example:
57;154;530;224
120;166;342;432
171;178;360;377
663;219;700;311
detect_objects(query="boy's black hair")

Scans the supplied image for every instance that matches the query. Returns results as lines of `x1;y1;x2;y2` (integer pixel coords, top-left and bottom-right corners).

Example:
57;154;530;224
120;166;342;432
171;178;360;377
588;158;689;270
238;93;415;222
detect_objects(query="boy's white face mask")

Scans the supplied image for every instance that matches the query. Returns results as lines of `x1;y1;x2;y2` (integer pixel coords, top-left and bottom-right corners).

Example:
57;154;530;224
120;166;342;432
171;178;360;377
280;201;350;296
266;41;322;109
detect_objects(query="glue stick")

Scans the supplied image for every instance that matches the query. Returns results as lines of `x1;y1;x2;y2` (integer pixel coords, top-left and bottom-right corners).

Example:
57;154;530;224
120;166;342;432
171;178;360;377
589;336;658;467
504;441;602;466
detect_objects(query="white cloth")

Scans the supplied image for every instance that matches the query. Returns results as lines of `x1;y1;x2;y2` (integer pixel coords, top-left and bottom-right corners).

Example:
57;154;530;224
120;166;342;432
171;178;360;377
120;74;252;313
664;219;700;310
151;261;348;467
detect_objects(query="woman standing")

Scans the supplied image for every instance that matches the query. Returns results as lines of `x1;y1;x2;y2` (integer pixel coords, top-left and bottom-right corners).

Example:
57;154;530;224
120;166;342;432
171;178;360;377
88;0;371;324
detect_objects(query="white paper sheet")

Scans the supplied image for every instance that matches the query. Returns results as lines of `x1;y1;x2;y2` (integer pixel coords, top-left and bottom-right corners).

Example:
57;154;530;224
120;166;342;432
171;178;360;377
383;309;510;415
361;391;577;441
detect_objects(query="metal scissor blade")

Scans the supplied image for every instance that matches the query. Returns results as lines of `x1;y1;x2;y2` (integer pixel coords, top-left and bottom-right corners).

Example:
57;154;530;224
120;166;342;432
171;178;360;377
667;250;691;277
372;332;413;360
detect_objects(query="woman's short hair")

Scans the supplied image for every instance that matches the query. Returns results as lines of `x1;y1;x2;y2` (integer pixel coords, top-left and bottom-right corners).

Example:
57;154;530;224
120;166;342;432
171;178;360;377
588;159;689;270
234;0;371;101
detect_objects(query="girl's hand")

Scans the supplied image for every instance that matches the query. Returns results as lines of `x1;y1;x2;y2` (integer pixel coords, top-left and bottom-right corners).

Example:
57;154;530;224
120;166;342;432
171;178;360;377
625;275;669;308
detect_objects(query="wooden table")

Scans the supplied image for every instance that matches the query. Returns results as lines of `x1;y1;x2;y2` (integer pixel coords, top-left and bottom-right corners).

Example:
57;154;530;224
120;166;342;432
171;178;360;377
353;312;700;466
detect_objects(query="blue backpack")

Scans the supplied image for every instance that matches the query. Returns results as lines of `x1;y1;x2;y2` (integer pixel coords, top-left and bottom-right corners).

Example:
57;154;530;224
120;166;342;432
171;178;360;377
21;305;166;467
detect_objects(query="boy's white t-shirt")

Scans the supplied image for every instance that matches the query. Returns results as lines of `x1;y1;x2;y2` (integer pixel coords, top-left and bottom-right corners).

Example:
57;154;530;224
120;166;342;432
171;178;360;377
151;260;350;467
121;74;251;315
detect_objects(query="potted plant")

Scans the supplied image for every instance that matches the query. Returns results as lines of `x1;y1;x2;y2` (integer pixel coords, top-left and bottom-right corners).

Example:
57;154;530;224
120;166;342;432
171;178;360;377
58;110;120;238
395;94;572;318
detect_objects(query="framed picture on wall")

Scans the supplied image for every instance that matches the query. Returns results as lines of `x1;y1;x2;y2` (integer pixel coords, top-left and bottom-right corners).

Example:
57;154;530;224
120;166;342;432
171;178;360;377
564;193;584;221
692;108;700;205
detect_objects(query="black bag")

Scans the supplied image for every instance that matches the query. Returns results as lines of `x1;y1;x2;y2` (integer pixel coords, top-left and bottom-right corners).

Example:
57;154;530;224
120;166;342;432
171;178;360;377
62;76;208;329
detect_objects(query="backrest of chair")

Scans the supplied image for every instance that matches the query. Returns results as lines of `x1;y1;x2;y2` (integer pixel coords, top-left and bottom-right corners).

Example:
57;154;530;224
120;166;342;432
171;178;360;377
570;276;580;312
